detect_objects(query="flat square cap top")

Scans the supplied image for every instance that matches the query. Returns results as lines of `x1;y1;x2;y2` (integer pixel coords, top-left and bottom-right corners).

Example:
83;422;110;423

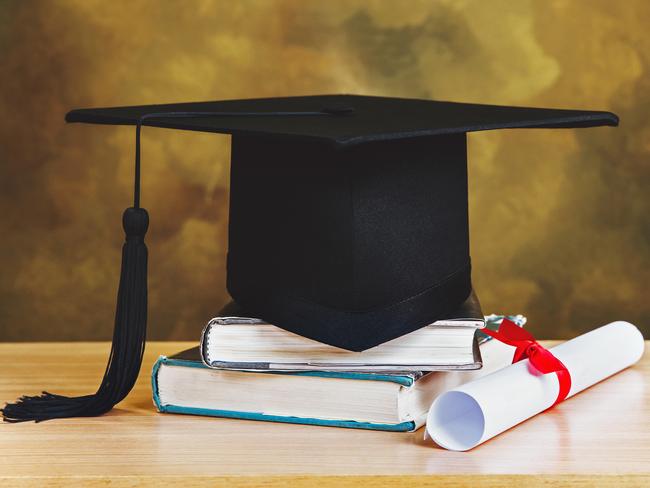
66;94;619;146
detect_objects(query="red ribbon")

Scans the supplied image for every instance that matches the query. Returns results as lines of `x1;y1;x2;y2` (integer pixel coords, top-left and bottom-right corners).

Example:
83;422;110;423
482;319;572;406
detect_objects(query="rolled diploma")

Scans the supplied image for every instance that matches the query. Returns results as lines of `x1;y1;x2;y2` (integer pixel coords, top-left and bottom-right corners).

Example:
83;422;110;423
426;321;645;451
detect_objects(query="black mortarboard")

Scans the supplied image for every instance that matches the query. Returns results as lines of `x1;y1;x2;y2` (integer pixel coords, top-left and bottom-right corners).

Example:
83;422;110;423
2;95;618;422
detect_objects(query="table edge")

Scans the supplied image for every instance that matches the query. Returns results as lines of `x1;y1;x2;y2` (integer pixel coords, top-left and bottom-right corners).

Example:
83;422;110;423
1;474;648;487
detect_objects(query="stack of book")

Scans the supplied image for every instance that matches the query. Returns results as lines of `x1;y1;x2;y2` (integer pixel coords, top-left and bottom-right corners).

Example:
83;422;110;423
152;291;525;431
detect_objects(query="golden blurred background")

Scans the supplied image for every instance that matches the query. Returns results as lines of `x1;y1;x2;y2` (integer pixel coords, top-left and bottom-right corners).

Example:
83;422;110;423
0;0;648;342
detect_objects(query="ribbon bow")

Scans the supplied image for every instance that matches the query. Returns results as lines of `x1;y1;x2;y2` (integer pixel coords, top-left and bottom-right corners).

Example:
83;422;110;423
482;319;572;406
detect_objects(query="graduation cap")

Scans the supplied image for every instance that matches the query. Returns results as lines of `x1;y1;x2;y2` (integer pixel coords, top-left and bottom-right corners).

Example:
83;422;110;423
2;95;618;422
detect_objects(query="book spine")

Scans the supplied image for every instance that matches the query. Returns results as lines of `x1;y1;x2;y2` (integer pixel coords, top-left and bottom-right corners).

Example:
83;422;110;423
151;355;166;412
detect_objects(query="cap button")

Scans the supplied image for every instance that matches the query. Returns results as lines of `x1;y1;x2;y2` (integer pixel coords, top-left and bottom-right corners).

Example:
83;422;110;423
321;103;355;116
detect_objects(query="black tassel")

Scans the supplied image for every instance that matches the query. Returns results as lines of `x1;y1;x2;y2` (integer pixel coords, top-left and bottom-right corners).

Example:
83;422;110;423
2;108;347;422
1;207;149;422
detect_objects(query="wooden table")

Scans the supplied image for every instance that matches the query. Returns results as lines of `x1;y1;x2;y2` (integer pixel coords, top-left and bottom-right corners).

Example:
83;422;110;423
0;341;648;487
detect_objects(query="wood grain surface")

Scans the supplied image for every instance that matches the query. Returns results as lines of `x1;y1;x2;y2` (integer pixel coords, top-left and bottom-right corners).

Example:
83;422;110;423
0;341;648;487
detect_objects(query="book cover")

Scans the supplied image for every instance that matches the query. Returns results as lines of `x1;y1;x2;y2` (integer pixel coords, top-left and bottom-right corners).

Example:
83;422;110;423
152;347;419;432
201;290;486;372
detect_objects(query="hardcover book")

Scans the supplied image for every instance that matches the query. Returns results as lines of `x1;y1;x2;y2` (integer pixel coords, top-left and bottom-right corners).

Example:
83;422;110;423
201;290;486;372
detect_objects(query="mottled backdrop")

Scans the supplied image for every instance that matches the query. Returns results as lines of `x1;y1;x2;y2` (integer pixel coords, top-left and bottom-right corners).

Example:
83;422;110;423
0;0;648;341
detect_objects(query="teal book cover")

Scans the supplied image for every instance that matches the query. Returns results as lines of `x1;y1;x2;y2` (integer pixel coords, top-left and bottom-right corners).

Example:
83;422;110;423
152;347;418;432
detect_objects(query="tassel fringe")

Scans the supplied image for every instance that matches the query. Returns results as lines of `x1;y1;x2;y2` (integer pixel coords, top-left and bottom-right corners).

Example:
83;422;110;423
1;207;149;422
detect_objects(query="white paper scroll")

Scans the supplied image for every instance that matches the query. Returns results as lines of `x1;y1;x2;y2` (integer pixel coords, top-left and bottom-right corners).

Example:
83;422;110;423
426;321;645;451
